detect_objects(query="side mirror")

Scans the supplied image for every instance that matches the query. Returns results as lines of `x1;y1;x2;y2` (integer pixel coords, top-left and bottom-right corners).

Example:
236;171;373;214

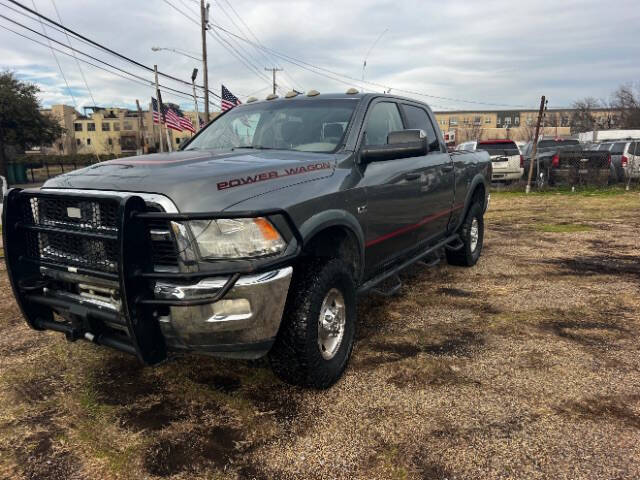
361;129;428;163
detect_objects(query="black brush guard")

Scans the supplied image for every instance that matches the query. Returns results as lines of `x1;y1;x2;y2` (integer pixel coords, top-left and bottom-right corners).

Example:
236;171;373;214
3;188;302;365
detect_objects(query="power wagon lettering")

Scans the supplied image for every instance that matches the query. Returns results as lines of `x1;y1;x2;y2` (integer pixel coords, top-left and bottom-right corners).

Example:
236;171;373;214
217;162;331;190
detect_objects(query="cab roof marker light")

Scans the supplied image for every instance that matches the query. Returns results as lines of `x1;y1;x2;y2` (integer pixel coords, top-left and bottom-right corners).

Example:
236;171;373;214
306;89;320;97
346;88;359;94
285;90;298;98
266;94;279;100
246;96;258;103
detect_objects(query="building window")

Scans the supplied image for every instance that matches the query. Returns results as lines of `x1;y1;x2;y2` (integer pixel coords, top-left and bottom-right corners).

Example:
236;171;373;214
87;123;95;131
113;122;120;131
505;117;512;125
485;117;491;124
474;116;481;125
527;117;533;126
515;117;520;125
74;123;83;132
102;122;110;131
76;139;81;146
87;138;91;145
108;138;113;146
561;115;569;127
176;138;181;144
123;122;132;130
449;117;458;126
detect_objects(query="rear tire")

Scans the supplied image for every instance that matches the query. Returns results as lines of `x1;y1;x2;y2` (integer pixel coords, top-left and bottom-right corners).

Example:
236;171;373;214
269;258;356;389
446;202;484;267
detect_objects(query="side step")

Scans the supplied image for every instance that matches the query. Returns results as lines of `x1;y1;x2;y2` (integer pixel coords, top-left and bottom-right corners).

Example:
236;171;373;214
370;274;403;297
358;234;459;296
445;236;464;251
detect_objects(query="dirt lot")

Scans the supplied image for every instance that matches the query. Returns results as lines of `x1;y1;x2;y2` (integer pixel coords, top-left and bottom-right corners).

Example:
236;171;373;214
1;188;639;480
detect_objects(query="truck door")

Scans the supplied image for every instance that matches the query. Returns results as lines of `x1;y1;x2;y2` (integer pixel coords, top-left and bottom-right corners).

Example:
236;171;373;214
357;100;426;271
399;103;456;244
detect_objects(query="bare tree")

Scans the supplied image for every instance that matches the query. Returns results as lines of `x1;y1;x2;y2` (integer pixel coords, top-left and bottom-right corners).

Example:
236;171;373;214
570;97;600;133
610;83;640;128
458;124;484;143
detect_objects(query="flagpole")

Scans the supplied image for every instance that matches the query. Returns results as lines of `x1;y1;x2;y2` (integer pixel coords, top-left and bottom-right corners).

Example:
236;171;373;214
154;65;165;153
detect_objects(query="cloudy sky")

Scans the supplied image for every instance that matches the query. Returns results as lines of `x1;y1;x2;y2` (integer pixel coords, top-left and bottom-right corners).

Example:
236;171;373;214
1;0;638;113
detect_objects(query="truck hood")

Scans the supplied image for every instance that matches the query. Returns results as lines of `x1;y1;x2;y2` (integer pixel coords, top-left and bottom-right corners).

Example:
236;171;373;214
42;149;335;212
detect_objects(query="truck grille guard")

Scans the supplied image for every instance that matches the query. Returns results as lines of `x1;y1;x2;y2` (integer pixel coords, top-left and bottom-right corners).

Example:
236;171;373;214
3;188;302;364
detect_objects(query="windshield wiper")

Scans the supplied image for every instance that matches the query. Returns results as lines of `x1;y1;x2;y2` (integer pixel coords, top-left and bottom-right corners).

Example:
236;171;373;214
232;145;277;151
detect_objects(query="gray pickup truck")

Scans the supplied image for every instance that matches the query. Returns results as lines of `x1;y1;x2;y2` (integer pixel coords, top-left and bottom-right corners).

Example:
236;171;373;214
3;91;490;388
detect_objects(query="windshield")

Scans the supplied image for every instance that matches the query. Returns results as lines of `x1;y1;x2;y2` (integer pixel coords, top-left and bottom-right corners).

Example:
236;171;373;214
477;141;519;156
184;99;358;153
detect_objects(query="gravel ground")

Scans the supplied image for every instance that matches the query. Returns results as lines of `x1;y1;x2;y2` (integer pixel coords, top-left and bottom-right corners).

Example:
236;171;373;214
0;188;639;480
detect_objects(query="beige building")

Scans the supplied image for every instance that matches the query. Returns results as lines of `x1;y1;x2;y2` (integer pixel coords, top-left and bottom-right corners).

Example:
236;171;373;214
433;108;619;145
38;105;216;156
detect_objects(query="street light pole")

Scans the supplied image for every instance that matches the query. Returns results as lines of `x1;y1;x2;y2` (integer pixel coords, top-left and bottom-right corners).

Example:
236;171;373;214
200;0;210;122
191;68;200;132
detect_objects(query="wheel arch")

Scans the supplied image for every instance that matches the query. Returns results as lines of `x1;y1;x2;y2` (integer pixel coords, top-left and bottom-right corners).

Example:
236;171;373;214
298;210;365;284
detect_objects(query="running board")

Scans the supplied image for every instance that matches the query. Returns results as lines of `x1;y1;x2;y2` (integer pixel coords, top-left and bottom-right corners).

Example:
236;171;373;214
370;274;402;297
358;234;459;295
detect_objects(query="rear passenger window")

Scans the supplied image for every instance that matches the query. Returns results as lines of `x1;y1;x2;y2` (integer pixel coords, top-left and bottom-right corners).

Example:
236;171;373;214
364;102;404;146
632;142;640;155
403;105;440;152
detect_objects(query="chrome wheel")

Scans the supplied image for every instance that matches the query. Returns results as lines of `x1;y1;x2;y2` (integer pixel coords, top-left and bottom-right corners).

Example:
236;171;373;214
470;217;479;252
317;288;346;360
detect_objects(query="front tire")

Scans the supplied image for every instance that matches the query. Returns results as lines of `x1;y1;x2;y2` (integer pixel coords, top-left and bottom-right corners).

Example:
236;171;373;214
446;202;484;267
269;258;356;389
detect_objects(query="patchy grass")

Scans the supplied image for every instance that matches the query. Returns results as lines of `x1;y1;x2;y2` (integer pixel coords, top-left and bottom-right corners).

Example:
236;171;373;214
535;223;593;233
0;188;640;479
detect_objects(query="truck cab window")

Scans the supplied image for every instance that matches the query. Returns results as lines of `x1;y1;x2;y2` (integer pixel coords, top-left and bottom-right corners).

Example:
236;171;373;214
403;104;440;152
364;102;403;146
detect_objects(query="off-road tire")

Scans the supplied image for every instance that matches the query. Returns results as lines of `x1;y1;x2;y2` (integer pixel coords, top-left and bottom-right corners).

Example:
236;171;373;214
446;202;484;267
269;258;356;389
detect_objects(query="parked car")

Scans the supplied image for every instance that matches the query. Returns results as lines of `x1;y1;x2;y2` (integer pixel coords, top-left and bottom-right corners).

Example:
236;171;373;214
621;140;640;180
3;92;491;388
597;140;637;182
456;139;523;182
521;138;610;186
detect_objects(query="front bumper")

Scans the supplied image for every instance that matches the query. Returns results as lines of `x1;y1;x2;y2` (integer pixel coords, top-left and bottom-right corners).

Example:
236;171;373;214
156;267;292;358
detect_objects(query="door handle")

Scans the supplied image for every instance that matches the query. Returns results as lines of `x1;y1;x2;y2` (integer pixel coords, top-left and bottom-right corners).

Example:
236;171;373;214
442;165;454;172
405;172;421;181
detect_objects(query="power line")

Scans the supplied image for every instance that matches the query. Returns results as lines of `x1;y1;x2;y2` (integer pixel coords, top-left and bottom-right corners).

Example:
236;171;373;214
218;0;300;92
28;0;76;107
49;0;97;108
0;20;220;108
210;22;546;109
160;0;274;92
5;0;213;93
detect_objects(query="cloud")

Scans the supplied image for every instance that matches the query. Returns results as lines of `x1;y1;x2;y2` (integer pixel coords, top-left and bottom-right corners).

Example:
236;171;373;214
0;0;638;112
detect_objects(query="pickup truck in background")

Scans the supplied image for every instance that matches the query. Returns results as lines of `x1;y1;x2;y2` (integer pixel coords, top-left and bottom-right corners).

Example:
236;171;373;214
3;91;490;388
521;138;610;186
456;139;523;182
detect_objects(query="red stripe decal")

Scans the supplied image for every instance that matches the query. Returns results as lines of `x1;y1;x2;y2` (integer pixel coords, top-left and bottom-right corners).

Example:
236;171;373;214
365;204;464;248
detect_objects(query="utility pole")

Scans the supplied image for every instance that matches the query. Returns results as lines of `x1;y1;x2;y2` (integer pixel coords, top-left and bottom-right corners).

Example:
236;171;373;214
154;65;165;153
265;67;283;95
135;99;144;155
191;68;200;132
200;0;210;122
526;95;546;194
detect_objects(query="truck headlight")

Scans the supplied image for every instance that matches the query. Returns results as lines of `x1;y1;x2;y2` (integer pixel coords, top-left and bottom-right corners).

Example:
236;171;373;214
188;217;286;259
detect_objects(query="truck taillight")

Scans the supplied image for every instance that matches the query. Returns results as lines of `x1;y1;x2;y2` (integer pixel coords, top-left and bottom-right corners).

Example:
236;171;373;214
621;155;628;167
551;154;559;168
607;153;611;166
520;155;524;168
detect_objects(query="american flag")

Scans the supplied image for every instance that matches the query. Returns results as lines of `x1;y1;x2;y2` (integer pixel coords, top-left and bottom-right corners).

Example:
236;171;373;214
221;85;241;112
163;105;183;132
179;115;195;133
151;97;161;124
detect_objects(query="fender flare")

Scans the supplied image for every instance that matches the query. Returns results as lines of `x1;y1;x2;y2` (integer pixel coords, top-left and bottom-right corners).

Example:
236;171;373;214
297;209;365;281
457;173;488;230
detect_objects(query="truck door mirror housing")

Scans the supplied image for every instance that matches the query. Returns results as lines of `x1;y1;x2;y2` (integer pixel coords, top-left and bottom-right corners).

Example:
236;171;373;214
361;129;428;163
